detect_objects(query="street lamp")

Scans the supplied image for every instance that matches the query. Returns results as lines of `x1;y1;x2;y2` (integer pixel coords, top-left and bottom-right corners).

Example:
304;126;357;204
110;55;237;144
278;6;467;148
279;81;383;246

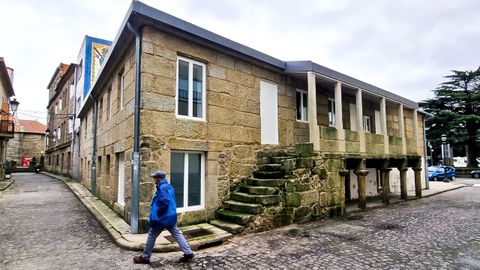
441;134;449;181
9;98;19;116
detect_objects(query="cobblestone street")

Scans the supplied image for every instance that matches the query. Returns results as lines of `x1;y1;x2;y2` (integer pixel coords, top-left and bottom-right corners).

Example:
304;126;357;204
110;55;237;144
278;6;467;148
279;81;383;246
1;173;480;269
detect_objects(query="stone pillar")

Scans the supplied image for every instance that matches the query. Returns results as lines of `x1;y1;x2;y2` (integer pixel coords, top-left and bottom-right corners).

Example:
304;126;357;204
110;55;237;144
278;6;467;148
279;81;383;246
355;159;369;209
413;167;422;198
339;168;349;200
399;167;408;200
398;104;406;155
356;89;365;153
307;72;320;151
381;168;392;204
335;82;345;152
380;97;389;154
412;109;419;154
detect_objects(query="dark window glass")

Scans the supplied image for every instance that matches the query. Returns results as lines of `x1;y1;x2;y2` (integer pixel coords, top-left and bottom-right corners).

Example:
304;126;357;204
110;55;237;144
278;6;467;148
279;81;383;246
170;153;185;207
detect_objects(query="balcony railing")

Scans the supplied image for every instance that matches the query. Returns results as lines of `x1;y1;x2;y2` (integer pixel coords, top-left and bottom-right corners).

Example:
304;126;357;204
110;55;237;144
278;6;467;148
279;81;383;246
0;120;14;137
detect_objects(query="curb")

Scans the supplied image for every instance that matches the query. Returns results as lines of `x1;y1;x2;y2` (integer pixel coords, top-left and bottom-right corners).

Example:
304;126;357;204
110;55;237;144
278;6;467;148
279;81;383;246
0;179;15;191
40;171;232;252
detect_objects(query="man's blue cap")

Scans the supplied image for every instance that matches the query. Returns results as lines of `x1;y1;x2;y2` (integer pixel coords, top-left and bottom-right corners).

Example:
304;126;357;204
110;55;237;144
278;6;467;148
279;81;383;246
150;170;166;178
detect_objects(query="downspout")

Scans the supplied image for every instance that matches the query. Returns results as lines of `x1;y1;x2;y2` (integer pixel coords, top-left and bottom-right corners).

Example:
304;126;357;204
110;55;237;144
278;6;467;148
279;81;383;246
90;96;98;196
423;115;429;190
127;21;142;234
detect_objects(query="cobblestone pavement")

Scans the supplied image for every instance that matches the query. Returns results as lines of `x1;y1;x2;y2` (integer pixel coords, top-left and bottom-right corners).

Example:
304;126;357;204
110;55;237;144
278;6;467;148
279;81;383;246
1;173;480;269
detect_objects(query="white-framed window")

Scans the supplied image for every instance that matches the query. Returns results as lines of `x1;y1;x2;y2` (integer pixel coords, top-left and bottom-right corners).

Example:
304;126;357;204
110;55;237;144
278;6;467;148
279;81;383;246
170;151;205;212
57;127;61;140
363;115;371;133
296;89;308;122
328;98;336;126
58;99;63;111
54;104;58;115
176;56;206;120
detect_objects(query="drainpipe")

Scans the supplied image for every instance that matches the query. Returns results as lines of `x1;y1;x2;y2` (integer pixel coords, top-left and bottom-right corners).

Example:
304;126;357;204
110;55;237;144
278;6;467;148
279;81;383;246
90;96;98;196
423;115;429;190
127;22;142;234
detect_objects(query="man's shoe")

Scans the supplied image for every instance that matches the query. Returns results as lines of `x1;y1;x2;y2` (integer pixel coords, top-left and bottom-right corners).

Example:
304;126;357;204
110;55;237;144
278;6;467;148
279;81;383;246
133;255;150;264
178;253;194;262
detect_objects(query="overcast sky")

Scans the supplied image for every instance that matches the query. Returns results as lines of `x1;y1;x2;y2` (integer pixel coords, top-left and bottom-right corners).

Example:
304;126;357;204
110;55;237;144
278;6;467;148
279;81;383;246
1;0;479;124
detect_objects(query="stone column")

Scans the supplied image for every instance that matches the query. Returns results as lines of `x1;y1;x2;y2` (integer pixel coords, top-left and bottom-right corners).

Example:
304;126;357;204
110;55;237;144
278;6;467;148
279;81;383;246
399;167;408;200
355;159;368;209
356;89;365;153
413;167;422;198
398;104;406;155
381;168;392;204
380;97;389;154
307;72;320;151
335;82;345;152
412;109;419;154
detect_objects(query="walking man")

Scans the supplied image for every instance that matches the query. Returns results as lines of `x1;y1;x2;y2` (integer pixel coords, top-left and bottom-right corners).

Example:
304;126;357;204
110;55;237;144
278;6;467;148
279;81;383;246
133;170;194;264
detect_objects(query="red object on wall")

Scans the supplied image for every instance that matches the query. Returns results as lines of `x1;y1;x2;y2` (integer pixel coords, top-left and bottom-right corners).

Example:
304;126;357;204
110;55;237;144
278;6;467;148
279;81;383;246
21;157;31;167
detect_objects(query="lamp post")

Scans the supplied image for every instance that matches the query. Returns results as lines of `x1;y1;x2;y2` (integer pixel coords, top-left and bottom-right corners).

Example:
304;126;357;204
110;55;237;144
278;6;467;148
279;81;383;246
441;134;448;181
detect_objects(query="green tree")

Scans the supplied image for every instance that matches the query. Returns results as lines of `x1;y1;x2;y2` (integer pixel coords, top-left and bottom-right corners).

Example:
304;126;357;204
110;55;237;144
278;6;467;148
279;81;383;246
420;68;480;167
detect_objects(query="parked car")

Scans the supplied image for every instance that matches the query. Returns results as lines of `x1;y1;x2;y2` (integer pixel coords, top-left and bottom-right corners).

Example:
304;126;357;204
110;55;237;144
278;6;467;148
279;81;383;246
428;166;456;181
472;169;480;178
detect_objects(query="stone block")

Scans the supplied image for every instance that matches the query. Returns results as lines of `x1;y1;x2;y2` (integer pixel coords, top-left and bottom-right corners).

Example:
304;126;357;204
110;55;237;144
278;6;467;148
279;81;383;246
231;126;260;144
217;53;235;69
209;105;234;125
226;69;241;83
142;42;153;54
286;193;301;207
233;111;260;129
294;206;311;220
168;138;208;151
231;145;254;160
142;92;175;112
208;64;226;79
208;92;235;108
301;190;318;205
234;60;252;74
208;123;231;141
295;143;314;157
174;119;208;140
296;157;315;168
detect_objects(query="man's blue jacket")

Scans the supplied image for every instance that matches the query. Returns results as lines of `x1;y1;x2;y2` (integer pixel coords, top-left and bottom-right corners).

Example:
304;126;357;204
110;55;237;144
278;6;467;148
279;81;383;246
149;179;177;229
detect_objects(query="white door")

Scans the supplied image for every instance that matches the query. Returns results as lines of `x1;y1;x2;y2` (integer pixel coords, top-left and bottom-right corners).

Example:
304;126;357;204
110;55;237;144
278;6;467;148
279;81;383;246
260;81;278;144
349;103;357;131
117;152;125;206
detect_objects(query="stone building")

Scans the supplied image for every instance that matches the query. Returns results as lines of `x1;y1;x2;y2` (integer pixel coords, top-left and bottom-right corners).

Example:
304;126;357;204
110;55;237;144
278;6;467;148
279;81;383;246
77;2;428;233
0;57;16;179
6;118;46;165
45;63;75;176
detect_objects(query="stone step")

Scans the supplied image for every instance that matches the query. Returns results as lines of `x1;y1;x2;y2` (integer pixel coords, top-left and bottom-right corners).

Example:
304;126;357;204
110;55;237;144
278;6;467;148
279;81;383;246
210;219;244;235
271;156;294;164
258;164;283;172
253;170;285;179
247;178;286;187
240;186;277;195
216;209;253;225
231;192;281;205
224;200;262;214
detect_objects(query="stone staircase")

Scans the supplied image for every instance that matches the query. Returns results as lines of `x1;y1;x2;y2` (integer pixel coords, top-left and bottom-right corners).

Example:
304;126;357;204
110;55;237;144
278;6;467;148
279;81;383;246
211;159;288;234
